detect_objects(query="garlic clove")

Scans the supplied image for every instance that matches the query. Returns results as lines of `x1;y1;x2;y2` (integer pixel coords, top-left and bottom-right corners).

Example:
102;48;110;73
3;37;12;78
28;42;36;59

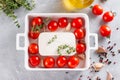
96;46;107;57
106;71;113;80
96;46;107;53
40;58;44;67
77;54;86;60
93;63;104;71
65;23;71;31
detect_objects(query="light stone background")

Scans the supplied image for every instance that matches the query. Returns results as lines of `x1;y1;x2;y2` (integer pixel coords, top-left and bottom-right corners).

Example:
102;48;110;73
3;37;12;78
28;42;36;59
0;0;120;80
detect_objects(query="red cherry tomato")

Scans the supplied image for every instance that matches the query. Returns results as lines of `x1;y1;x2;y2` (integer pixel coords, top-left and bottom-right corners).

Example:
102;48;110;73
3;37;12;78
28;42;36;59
32;17;43;27
57;56;67;68
74;29;85;39
44;57;55;68
99;25;111;37
76;43;86;54
58;17;68;28
29;31;40;39
71;17;83;28
103;11;114;22
29;56;40;67
68;56;79;68
28;43;39;54
48;20;58;32
92;4;103;15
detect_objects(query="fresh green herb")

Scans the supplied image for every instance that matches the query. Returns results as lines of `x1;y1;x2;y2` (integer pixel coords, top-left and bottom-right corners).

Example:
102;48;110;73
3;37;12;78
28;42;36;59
0;0;35;28
48;35;57;44
31;24;43;32
57;44;75;55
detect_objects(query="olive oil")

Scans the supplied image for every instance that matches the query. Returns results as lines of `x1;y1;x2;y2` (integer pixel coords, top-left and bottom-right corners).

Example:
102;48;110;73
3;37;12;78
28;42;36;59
62;0;94;11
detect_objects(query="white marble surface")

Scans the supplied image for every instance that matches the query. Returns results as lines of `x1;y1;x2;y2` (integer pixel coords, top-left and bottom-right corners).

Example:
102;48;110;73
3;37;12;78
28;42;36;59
0;0;120;80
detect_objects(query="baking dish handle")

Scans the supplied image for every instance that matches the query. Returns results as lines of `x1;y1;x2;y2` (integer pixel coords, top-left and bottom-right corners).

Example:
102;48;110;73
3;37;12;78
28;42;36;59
16;33;25;50
89;33;98;50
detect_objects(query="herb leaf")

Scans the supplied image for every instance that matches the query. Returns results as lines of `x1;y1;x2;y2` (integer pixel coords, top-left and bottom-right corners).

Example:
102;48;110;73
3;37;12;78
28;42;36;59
48;35;57;44
0;0;35;28
57;44;75;55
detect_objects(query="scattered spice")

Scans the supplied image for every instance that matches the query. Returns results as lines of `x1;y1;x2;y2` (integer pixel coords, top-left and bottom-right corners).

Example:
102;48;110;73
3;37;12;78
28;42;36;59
108;61;112;65
90;57;91;59
108;41;111;44
113;62;116;64
112;53;115;56
104;59;109;63
80;75;83;78
109;46;113;51
87;76;91;80
107;46;111;50
48;35;57;44
96;76;101;80
65;72;69;74
116;27;119;30
113;43;116;46
99;56;104;63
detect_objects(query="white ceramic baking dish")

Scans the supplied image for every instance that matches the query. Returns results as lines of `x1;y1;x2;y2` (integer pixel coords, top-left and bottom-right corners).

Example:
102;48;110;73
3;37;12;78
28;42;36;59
16;13;98;71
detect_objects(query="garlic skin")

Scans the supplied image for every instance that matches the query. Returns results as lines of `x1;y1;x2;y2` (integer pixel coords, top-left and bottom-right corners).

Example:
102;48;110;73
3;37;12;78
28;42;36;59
77;54;85;60
96;46;107;54
65;23;71;31
40;58;44;67
96;46;107;57
106;71;113;80
93;63;104;71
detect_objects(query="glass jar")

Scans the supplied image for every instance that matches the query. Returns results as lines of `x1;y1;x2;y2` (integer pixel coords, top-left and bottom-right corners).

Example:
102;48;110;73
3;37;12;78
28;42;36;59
62;0;94;11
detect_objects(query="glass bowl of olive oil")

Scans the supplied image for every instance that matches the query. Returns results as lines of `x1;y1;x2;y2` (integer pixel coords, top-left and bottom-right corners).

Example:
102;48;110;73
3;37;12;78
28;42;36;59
62;0;94;11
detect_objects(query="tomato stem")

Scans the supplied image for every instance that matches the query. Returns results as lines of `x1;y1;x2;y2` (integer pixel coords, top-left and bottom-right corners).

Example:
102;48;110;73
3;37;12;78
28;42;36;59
106;35;111;39
89;6;93;9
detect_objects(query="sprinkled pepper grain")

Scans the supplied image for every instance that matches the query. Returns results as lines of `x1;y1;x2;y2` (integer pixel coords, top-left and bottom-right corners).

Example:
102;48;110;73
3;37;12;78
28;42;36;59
116;27;119;30
109;46;113;51
118;49;120;53
108;41;111;44
108;61;112;65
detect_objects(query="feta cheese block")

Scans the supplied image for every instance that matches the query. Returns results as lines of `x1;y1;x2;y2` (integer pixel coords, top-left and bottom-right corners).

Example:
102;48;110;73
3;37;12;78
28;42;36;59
38;32;76;56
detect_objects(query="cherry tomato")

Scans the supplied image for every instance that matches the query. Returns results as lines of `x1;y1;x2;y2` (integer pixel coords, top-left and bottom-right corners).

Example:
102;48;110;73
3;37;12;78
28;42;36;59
76;43;86;54
29;56;40;67
58;17;68;28
48;20;58;32
74;29;85;39
57;56;67;68
31;17;43;27
71;17;83;28
44;57;55;68
29;31;40;39
103;11;114;22
99;25;111;37
28;43;39;54
68;56;79;68
92;4;103;15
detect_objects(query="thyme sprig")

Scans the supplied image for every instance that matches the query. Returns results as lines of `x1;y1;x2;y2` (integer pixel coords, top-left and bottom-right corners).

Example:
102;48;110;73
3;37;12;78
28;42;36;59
0;0;35;28
57;44;75;55
48;35;57;44
31;24;43;32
